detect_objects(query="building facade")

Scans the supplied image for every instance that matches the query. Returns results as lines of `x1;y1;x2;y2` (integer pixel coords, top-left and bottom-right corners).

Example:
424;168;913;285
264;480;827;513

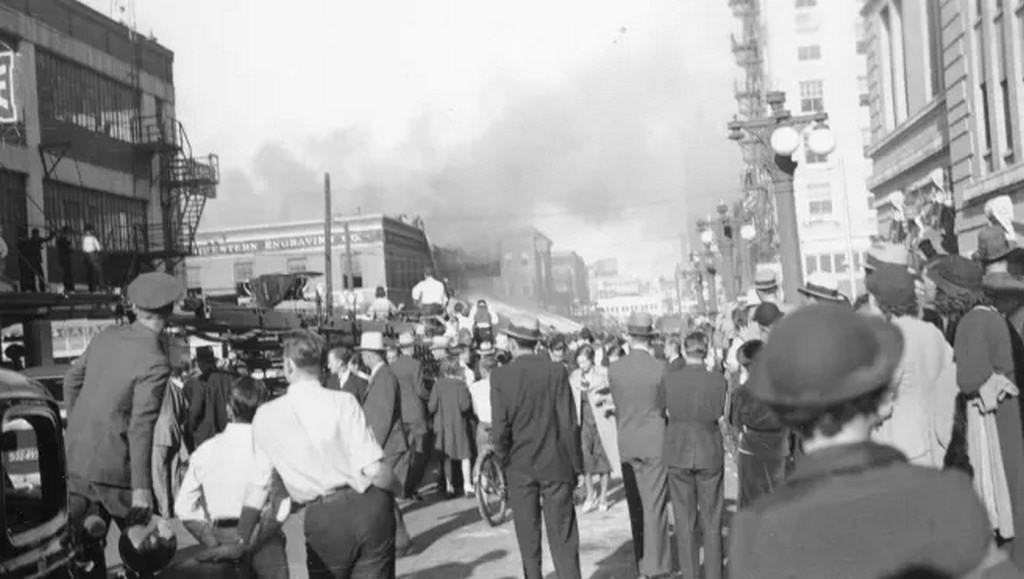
496;228;554;308
863;0;1024;256
756;0;878;298
551;250;589;316
187;214;434;307
596;294;668;324
0;0;217;290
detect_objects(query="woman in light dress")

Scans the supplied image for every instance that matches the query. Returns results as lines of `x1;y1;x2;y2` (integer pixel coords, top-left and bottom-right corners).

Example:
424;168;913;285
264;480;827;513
569;345;620;512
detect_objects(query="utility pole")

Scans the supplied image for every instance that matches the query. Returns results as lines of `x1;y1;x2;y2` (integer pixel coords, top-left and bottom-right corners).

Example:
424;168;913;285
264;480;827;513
343;221;354;313
323;173;333;316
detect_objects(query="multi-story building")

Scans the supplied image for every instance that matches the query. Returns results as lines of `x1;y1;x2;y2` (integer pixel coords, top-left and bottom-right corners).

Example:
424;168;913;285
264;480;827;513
186;214;434;307
863;0;1024;255
496;228;554;308
596;294;668;324
551;250;589;316
0;0;218;289
735;0;877;298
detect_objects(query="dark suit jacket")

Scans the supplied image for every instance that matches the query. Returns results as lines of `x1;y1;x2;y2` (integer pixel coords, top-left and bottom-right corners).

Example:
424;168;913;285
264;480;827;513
661;366;727;470
490;353;581;482
391;354;428;437
362;365;409;469
63;322;170;490
608;349;667;461
325;372;368;403
184;370;234;450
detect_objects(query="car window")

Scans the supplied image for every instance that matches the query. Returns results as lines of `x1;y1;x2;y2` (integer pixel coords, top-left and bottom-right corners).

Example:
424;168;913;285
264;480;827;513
3;409;64;537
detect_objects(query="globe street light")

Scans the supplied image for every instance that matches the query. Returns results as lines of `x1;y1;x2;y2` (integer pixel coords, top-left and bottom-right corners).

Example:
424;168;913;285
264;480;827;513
740;223;757;240
727;91;833;303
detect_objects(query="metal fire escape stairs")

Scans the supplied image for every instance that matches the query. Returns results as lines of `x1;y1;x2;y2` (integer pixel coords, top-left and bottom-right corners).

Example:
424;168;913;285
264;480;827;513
134;117;219;274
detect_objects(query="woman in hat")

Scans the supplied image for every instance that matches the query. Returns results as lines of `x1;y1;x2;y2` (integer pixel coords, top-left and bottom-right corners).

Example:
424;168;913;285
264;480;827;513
866;263;956;469
428;356;475;497
729;305;1013;579
928;255;1024;567
569;344;619;513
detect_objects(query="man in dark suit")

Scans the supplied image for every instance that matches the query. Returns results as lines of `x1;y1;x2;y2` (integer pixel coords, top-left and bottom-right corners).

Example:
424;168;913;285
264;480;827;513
326;345;369;402
185;347;235;450
63;272;183;578
662;332;727;579
359;331;413;552
609;311;672;579
491;316;583;579
390;331;430;499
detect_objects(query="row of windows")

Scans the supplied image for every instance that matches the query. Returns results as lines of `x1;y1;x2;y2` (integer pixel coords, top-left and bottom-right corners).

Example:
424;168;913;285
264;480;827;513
805;251;869;276
602;303;661;315
973;0;1022;172
42;181;148;252
36;51;139;144
0;170;29;275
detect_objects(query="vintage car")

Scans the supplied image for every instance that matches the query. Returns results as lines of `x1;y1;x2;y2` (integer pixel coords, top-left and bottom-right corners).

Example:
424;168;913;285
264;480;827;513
1;367;76;578
18;365;69;428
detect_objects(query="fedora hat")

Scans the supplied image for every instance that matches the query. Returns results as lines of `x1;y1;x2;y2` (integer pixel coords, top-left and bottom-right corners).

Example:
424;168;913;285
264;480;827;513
747;304;904;408
397;332;416;347
503;315;543;342
974;224;1022;264
865;242;910;272
626;312;657;337
797;273;847;303
754;270;778;292
357;331;388;352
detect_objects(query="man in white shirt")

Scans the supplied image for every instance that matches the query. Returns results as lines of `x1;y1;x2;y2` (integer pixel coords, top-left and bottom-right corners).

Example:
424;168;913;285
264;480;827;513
201;330;400;577
411;268;447;315
469;357;496;479
81;225;104;292
178;377;289;578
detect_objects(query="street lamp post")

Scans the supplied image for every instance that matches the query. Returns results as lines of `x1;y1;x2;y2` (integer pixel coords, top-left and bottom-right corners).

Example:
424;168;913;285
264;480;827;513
739;223;757;293
716;201;738;302
698;220;719;313
689;251;708;314
728;91;836;303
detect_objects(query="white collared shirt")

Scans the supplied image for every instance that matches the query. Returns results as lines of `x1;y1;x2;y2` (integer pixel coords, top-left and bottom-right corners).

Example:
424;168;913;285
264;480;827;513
469;377;492;423
82;234;101;253
411;276;446;305
176;423;268;522
246;380;384;505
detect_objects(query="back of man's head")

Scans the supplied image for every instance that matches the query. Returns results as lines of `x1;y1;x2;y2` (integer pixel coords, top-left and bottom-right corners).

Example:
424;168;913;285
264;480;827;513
683;332;708;361
283;330;326;375
229;376;265;424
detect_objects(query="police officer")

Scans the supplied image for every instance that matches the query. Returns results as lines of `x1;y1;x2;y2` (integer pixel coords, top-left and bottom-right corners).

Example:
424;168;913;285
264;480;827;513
730;305;1016;579
63;272;183;577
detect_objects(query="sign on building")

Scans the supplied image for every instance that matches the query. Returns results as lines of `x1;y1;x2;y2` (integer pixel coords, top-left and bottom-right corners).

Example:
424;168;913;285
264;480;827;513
0;51;15;123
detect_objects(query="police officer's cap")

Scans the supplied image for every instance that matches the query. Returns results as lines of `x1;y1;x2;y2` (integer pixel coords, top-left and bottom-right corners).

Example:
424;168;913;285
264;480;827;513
747;304;904;408
127;272;184;311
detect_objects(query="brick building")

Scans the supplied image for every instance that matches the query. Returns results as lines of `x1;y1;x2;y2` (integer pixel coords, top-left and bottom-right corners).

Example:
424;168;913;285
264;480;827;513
496;228;554;309
551;250;589;316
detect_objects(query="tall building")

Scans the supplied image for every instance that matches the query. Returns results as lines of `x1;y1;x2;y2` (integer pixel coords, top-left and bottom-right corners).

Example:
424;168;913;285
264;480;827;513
551;250;589;315
731;0;876;298
755;0;877;298
496;228;554;308
865;0;1024;254
0;0;217;289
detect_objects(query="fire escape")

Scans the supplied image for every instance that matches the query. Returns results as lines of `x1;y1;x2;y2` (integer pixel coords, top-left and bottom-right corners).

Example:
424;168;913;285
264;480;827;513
134;116;219;274
729;0;778;261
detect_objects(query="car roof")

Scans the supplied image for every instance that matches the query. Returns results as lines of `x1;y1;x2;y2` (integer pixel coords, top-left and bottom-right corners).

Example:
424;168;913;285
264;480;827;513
0;368;53;404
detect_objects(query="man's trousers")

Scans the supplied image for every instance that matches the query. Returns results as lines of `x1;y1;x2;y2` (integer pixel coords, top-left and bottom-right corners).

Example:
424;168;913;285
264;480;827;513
667;466;724;579
621;458;672;577
506;471;582;579
304;486;396;579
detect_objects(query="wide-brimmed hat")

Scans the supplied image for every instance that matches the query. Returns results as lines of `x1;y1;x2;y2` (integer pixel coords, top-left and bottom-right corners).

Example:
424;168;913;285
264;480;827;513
865;263;917;311
503;315;543;342
974;224;1022;264
865;242;910;272
747;304;904;407
926;255;985;298
797;273;847;303
357;331;387;352
397;332;416;347
754;270;778;292
626;312;657;337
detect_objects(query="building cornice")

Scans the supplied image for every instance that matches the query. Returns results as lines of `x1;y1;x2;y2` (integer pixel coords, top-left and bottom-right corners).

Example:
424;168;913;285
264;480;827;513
960;164;1024;207
865;96;946;159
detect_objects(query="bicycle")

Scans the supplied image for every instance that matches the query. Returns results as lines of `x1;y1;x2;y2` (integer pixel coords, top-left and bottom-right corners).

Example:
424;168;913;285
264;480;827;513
474;446;509;526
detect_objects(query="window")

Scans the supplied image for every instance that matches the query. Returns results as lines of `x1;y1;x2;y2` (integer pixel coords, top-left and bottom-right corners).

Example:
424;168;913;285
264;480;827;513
3;409;66;538
862;127;873;149
43;181;148;252
808;199;833;216
975;11;994;169
867;194;876;210
286;257;307;273
798;45;822;61
799;80;824;113
339;252;363;289
186;266;201;289
879;3;909;128
795;12;818;32
234;262;254;284
858;76;870;106
856;21;868;55
35;51;138;143
819;254;834;273
834;253;848;274
805;255;818;274
853;252;862;270
996;16;1015;162
796;0;817;6
924;0;943;98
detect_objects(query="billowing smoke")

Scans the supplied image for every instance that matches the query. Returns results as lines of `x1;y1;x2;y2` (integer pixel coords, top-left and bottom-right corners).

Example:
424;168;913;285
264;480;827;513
201;32;742;269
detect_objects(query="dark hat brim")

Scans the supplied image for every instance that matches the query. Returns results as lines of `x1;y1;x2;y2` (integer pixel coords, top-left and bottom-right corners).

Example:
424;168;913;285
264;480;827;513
977;246;1024;265
797;285;847;303
503;326;542;342
625;326;658;337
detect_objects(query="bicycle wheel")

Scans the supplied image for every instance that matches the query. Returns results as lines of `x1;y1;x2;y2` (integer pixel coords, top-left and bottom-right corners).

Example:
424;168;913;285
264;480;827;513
475;451;508;526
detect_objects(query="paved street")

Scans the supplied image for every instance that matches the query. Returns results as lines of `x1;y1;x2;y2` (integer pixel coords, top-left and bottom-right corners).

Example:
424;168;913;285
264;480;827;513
107;458;738;578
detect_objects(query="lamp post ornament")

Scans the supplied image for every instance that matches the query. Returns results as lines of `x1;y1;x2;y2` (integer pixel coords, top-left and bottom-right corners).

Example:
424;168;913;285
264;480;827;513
728;90;835;304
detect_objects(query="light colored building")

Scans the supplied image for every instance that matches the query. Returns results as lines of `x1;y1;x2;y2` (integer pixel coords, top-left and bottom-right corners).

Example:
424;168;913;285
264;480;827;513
551;250;589;315
596;294;668;324
759;0;877;297
496;228;554;308
187;214;433;307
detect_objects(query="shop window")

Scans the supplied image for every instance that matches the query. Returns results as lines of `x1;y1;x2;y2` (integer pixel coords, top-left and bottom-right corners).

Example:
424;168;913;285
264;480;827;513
286;257;307;273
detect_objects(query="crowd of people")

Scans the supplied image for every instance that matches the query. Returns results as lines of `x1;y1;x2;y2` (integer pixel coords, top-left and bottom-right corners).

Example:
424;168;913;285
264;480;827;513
54;215;1024;579
0;223;106;293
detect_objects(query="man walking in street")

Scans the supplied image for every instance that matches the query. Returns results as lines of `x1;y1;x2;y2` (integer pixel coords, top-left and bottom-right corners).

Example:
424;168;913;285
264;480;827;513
63;272;182;577
390;331;430;500
609;311;672;579
491;315;583;579
662;332;727;579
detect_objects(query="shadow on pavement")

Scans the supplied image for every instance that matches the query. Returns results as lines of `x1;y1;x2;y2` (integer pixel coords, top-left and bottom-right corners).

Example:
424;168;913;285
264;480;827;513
588;541;637;579
399;548;507;579
407;505;486;556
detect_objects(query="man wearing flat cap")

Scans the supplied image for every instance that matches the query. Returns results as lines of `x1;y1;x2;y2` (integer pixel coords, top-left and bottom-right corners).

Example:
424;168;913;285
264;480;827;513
63;271;183;576
729;305;1017;579
609;311;672;579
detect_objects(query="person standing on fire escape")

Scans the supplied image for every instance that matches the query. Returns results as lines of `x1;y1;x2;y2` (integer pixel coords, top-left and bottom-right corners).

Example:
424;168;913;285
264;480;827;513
82;224;104;293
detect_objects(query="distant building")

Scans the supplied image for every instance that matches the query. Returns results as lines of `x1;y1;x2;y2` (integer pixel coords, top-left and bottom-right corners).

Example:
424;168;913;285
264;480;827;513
590;257;618;277
551;250;589;315
597;294;667;323
496;228;554;308
187;214;433;307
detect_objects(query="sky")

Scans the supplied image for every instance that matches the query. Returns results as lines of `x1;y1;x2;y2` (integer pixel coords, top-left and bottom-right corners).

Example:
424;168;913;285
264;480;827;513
86;0;743;279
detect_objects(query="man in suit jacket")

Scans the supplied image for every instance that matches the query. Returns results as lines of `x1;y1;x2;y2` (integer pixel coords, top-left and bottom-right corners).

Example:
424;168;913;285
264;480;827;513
492;316;583;579
359;332;413;552
326;345;369;402
662;332;727;579
63;272;183;578
185;349;235;450
390;331;430;499
608;311;672;579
